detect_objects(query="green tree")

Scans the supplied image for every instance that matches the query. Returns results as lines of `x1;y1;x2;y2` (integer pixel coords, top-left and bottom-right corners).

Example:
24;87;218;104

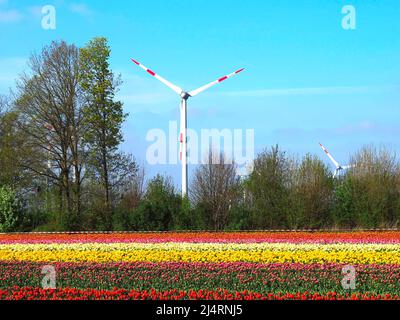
291;154;333;228
226;204;253;230
0;186;23;232
78;37;128;229
130;175;181;231
173;196;205;230
396;167;400;225
247;145;292;229
348;145;399;228
0;108;30;188
333;177;355;228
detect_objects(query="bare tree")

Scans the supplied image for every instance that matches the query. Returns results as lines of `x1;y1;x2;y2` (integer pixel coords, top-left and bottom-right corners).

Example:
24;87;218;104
0;95;7;115
348;144;399;227
291;154;333;228
15;41;85;229
119;165;145;210
191;150;240;230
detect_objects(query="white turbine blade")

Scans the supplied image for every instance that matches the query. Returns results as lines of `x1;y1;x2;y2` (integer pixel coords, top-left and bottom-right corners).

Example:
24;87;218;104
342;164;354;170
188;68;244;97
319;143;340;168
131;58;183;95
333;169;338;178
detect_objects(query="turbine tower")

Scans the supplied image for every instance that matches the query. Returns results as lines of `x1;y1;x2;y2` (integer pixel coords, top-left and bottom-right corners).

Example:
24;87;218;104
319;143;353;178
131;58;244;197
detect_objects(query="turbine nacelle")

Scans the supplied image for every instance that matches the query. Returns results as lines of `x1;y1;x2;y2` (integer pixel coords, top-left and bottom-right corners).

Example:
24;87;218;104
180;92;191;100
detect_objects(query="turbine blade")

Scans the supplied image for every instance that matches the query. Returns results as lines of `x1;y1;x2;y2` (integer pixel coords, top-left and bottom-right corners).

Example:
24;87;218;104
188;68;244;97
342;164;354;170
130;58;183;95
319;143;340;168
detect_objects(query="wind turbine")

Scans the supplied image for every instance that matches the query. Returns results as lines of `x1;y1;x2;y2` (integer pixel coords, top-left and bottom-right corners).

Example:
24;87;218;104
131;58;244;197
319;143;353;178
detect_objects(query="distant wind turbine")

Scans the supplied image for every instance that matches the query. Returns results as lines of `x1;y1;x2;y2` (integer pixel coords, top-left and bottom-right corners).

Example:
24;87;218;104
131;58;244;197
319;143;353;178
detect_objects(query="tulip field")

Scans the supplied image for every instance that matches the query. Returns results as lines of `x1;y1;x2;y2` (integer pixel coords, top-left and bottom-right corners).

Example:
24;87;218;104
0;231;399;300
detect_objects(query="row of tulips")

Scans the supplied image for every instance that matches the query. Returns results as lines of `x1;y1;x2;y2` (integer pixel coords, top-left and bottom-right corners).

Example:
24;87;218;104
0;287;398;300
0;242;399;264
0;231;399;244
0;261;399;295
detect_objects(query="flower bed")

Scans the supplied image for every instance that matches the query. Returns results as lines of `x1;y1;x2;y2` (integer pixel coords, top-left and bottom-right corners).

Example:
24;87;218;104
0;232;399;300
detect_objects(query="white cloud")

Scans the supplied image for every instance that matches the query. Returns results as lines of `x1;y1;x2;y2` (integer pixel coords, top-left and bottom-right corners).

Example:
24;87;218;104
271;121;400;139
220;85;400;97
333;122;400;135
0;4;48;23
0;9;23;23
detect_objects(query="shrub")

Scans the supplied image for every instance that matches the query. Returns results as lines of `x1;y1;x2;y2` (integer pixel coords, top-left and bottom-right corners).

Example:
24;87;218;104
0;186;23;232
130;175;181;231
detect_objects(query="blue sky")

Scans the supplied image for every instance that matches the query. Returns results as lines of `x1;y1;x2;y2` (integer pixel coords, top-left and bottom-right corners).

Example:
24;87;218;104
1;0;399;187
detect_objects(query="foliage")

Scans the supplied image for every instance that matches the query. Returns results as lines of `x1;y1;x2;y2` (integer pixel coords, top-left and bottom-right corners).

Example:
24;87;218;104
78;37;128;230
290;154;333;229
0;186;23;232
332;177;356;228
247;145;292;229
225;204;253;230
346;145;400;228
129;175;181;231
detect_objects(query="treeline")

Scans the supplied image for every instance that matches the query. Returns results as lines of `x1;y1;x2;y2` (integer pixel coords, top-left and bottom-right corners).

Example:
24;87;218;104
1;38;400;231
0;38;137;231
240;145;400;229
177;145;399;231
